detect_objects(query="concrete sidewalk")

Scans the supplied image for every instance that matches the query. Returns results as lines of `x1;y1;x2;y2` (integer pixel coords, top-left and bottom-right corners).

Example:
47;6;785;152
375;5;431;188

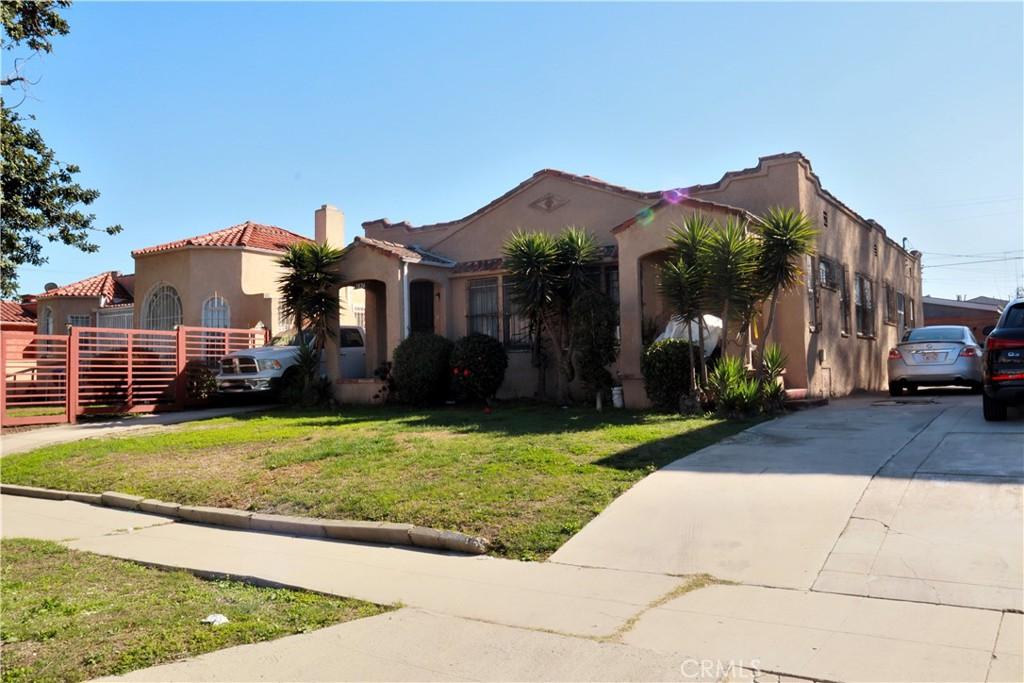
2;394;1021;681
0;404;271;457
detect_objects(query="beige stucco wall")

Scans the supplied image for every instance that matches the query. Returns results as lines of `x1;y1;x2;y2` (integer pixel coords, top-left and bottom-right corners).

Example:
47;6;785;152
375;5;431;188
690;155;923;396
133;247;364;335
364;175;651;260
34;297;100;333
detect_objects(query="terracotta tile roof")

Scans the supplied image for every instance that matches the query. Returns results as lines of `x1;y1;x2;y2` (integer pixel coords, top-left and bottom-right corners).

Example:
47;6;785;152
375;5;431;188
0;301;35;323
38;271;135;303
351;236;454;267
364;168;754;236
363;169;666;234
132;221;312;257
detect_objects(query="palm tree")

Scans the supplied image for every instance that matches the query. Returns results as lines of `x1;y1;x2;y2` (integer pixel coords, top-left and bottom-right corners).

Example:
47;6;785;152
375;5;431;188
503;230;558;398
753;207;817;375
503;226;599;403
658;256;702;392
277;242;344;354
703;217;758;358
665;213;715;384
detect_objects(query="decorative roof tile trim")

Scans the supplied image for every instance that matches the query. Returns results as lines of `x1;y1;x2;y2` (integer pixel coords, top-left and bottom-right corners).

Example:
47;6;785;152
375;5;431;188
132;221;312;257
36;271;135;303
688;152;920;259
0;301;36;323
362;168;664;235
610;195;758;235
350;236;455;267
452;244;618;274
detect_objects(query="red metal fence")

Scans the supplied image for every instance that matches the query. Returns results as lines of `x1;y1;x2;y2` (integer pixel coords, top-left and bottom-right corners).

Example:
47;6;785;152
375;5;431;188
1;326;268;427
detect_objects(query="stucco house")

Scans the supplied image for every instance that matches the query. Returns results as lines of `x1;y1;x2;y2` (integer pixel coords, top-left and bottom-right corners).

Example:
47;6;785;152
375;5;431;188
130;214;364;334
324;152;923;407
33;271;136;333
1;299;37;332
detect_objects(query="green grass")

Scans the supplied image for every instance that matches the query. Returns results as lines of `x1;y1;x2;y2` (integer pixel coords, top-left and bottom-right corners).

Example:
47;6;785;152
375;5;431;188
5;406;65;418
0;538;388;683
1;404;755;559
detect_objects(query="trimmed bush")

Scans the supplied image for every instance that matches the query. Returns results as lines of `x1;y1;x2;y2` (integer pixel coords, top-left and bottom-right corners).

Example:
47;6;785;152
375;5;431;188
392;333;454;405
640;339;694;411
451;333;509;402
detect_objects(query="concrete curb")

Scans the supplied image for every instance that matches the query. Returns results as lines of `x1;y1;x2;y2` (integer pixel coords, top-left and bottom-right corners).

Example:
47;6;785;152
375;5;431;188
0;483;489;555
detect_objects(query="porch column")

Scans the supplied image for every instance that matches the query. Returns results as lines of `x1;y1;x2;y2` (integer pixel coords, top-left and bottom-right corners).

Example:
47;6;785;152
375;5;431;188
616;251;646;408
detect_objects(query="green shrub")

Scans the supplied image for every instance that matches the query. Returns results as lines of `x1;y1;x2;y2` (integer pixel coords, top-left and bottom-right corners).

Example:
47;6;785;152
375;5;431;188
451;333;508;402
185;360;218;400
392;333;454;405
707;355;761;417
640;339;694;411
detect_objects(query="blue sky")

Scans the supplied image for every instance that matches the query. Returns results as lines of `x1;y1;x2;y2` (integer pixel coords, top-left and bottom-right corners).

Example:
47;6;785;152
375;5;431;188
11;1;1024;300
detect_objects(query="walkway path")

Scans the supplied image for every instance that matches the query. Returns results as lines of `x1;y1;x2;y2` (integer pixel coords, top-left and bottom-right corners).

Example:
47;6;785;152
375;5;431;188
0;404;271;457
2;395;1021;681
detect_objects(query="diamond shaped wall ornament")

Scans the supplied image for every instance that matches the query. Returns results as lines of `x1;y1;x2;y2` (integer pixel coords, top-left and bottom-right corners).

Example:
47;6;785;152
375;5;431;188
528;193;569;213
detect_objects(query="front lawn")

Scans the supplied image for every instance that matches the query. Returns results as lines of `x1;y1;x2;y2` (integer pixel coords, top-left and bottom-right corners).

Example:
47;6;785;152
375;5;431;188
0;538;388;683
1;405;754;559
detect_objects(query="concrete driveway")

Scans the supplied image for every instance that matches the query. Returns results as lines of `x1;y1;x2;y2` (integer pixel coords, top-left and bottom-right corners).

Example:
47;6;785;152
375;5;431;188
551;394;1023;611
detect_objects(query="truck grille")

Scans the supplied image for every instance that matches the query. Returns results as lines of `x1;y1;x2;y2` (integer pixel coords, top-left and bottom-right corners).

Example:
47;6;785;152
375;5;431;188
220;357;258;375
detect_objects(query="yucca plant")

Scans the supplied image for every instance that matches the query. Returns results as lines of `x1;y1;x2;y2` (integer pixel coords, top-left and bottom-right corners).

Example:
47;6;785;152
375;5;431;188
277;242;344;407
503;226;599;403
753;207;817;375
663;213;716;385
703;218;758;356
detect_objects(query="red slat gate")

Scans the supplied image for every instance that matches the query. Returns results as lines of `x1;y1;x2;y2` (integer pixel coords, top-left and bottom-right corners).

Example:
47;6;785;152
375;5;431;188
1;326;268;427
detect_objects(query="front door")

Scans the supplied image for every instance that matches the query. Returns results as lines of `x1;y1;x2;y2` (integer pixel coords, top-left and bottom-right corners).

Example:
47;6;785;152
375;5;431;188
410;281;434;334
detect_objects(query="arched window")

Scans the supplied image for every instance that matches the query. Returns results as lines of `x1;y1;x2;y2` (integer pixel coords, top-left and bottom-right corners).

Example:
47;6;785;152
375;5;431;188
143;284;182;330
42;307;53;334
201;295;230;328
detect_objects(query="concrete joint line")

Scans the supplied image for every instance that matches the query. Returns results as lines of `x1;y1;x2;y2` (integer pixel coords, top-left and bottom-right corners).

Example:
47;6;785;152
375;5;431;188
0;483;489;555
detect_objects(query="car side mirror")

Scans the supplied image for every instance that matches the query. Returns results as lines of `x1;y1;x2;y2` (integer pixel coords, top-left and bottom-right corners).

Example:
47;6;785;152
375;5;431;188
982;325;995;336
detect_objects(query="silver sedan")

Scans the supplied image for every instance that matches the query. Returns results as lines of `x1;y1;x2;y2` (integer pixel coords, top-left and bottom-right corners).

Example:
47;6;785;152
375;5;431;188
887;325;984;396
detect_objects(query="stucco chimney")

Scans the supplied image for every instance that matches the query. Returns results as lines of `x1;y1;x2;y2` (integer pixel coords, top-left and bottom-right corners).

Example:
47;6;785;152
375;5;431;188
314;204;345;248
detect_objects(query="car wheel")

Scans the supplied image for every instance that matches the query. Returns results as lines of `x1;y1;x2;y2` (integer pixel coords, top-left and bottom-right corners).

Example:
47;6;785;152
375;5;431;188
274;368;298;401
888;382;902;397
983;393;1007;422
970;382;984;395
906;383;918;395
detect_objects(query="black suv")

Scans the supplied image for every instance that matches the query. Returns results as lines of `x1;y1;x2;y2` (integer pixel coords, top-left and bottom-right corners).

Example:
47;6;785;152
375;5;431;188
982;297;1024;421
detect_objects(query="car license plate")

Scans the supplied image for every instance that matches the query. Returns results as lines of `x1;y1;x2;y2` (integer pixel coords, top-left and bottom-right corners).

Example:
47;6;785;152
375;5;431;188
921;351;941;362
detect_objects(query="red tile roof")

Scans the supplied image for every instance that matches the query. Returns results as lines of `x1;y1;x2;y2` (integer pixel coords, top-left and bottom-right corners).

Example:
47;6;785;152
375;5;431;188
0;301;35;323
38;271;135;303
132;221;312;257
351;236;454;266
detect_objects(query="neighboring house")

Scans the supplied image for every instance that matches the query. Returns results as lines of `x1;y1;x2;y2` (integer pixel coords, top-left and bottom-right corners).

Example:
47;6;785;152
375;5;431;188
130;214;363;334
0;299;37;332
324;152;923;406
33;271;136;333
922;295;1004;340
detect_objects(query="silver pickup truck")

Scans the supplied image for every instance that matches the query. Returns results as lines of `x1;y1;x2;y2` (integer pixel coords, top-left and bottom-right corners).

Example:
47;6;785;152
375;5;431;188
216;326;366;395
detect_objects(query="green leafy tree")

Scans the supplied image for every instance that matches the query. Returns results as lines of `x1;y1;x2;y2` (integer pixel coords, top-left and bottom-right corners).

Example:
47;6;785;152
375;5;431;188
503;226;599;404
1;0;122;297
753;207;817;376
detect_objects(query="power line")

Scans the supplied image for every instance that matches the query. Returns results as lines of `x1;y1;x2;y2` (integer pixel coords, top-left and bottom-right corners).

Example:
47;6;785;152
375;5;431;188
923;256;1024;269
